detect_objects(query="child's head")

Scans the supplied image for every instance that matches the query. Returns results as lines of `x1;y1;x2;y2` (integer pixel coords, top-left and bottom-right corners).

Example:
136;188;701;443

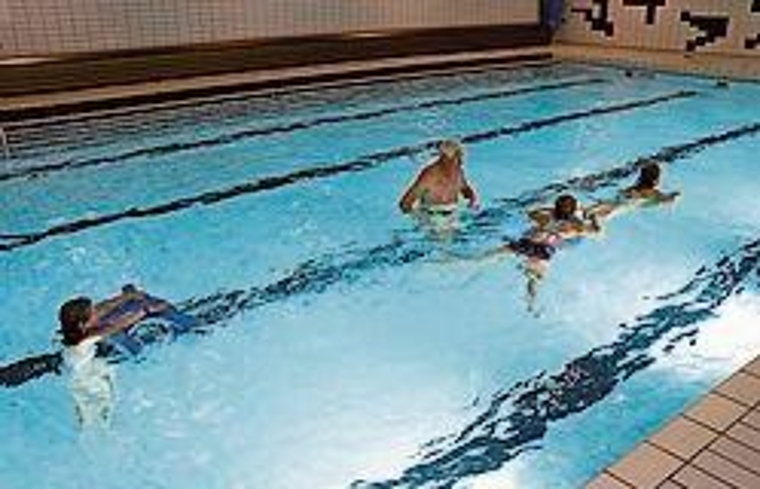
635;161;661;190
58;297;93;346
121;283;138;294
553;194;578;220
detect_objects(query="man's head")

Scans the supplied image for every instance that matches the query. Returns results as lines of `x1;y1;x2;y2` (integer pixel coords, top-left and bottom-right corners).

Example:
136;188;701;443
553;194;578;220
438;140;464;163
58;297;94;346
636;161;661;190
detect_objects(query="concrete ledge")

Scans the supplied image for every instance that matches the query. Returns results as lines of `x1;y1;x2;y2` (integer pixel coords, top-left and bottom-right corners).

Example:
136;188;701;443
554;43;760;83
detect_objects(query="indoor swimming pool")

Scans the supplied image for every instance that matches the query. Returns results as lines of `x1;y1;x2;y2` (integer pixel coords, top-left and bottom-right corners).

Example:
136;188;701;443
1;61;760;488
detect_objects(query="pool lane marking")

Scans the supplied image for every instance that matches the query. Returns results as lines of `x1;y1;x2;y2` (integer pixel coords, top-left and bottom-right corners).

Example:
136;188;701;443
0;90;697;253
0;77;606;184
1;119;759;388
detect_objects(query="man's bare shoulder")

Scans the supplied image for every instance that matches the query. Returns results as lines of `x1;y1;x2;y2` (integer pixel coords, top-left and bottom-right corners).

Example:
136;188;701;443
417;160;444;179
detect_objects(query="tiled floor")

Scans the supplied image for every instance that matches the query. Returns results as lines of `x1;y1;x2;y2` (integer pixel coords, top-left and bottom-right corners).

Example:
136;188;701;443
586;355;760;488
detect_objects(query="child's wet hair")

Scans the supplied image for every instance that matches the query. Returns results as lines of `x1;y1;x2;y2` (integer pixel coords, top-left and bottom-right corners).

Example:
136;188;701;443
58;297;93;346
554;194;578;220
636;161;661;190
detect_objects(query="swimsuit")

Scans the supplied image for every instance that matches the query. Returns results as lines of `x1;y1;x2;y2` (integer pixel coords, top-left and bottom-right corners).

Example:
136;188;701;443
506;237;557;261
506;217;583;260
415;203;460;234
420;202;458;216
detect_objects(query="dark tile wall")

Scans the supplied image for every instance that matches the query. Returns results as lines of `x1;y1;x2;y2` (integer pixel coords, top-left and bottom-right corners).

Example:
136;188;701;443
558;0;760;54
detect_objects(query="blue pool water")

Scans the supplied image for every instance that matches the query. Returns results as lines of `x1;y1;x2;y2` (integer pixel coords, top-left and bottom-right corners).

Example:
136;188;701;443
1;62;760;488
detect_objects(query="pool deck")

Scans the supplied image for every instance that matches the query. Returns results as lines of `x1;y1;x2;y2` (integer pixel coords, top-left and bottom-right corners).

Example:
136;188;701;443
553;43;760;82
586;354;760;489
552;43;760;82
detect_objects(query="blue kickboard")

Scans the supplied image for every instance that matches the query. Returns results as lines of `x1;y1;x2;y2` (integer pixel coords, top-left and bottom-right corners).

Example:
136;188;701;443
99;295;198;357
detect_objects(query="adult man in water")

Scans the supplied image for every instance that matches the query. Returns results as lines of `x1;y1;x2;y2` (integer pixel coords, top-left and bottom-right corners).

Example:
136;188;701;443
398;139;479;215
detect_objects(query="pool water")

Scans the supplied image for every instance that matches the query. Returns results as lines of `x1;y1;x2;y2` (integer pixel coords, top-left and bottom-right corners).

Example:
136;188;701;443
1;62;760;489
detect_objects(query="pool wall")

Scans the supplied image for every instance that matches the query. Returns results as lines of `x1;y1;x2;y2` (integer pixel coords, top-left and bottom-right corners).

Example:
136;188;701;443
0;0;539;57
0;0;547;98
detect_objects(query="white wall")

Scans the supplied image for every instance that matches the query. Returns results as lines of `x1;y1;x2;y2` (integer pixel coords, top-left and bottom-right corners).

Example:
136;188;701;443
557;0;760;56
0;0;539;57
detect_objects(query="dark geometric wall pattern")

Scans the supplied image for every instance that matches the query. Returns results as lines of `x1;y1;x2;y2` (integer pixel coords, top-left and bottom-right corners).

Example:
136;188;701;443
565;0;759;54
749;0;760;49
559;0;760;53
680;12;730;52
571;0;615;37
623;0;667;24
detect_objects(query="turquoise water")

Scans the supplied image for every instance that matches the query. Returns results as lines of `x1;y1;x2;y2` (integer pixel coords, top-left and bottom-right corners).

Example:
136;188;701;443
1;62;760;489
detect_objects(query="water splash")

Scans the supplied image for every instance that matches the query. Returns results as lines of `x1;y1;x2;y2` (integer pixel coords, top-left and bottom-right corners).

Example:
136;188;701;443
351;239;760;488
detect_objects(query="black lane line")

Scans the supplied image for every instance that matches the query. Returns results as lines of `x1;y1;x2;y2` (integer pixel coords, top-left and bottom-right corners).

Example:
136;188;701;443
2;118;758;389
0;90;697;253
4;60;560;131
0;77;607;184
352;238;760;489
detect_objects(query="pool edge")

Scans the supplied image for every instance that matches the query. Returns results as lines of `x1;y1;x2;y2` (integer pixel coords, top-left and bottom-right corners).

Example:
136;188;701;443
586;354;760;488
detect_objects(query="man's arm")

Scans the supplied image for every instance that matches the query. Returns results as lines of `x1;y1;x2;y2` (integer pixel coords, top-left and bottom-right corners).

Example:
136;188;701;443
398;170;427;213
460;175;479;209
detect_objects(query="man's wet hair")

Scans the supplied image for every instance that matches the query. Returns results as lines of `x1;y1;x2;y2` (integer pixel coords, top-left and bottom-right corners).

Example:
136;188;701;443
58;297;93;346
635;162;661;190
438;140;463;160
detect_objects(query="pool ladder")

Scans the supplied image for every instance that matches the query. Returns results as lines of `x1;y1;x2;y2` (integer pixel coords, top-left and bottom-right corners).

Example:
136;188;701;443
0;126;9;160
